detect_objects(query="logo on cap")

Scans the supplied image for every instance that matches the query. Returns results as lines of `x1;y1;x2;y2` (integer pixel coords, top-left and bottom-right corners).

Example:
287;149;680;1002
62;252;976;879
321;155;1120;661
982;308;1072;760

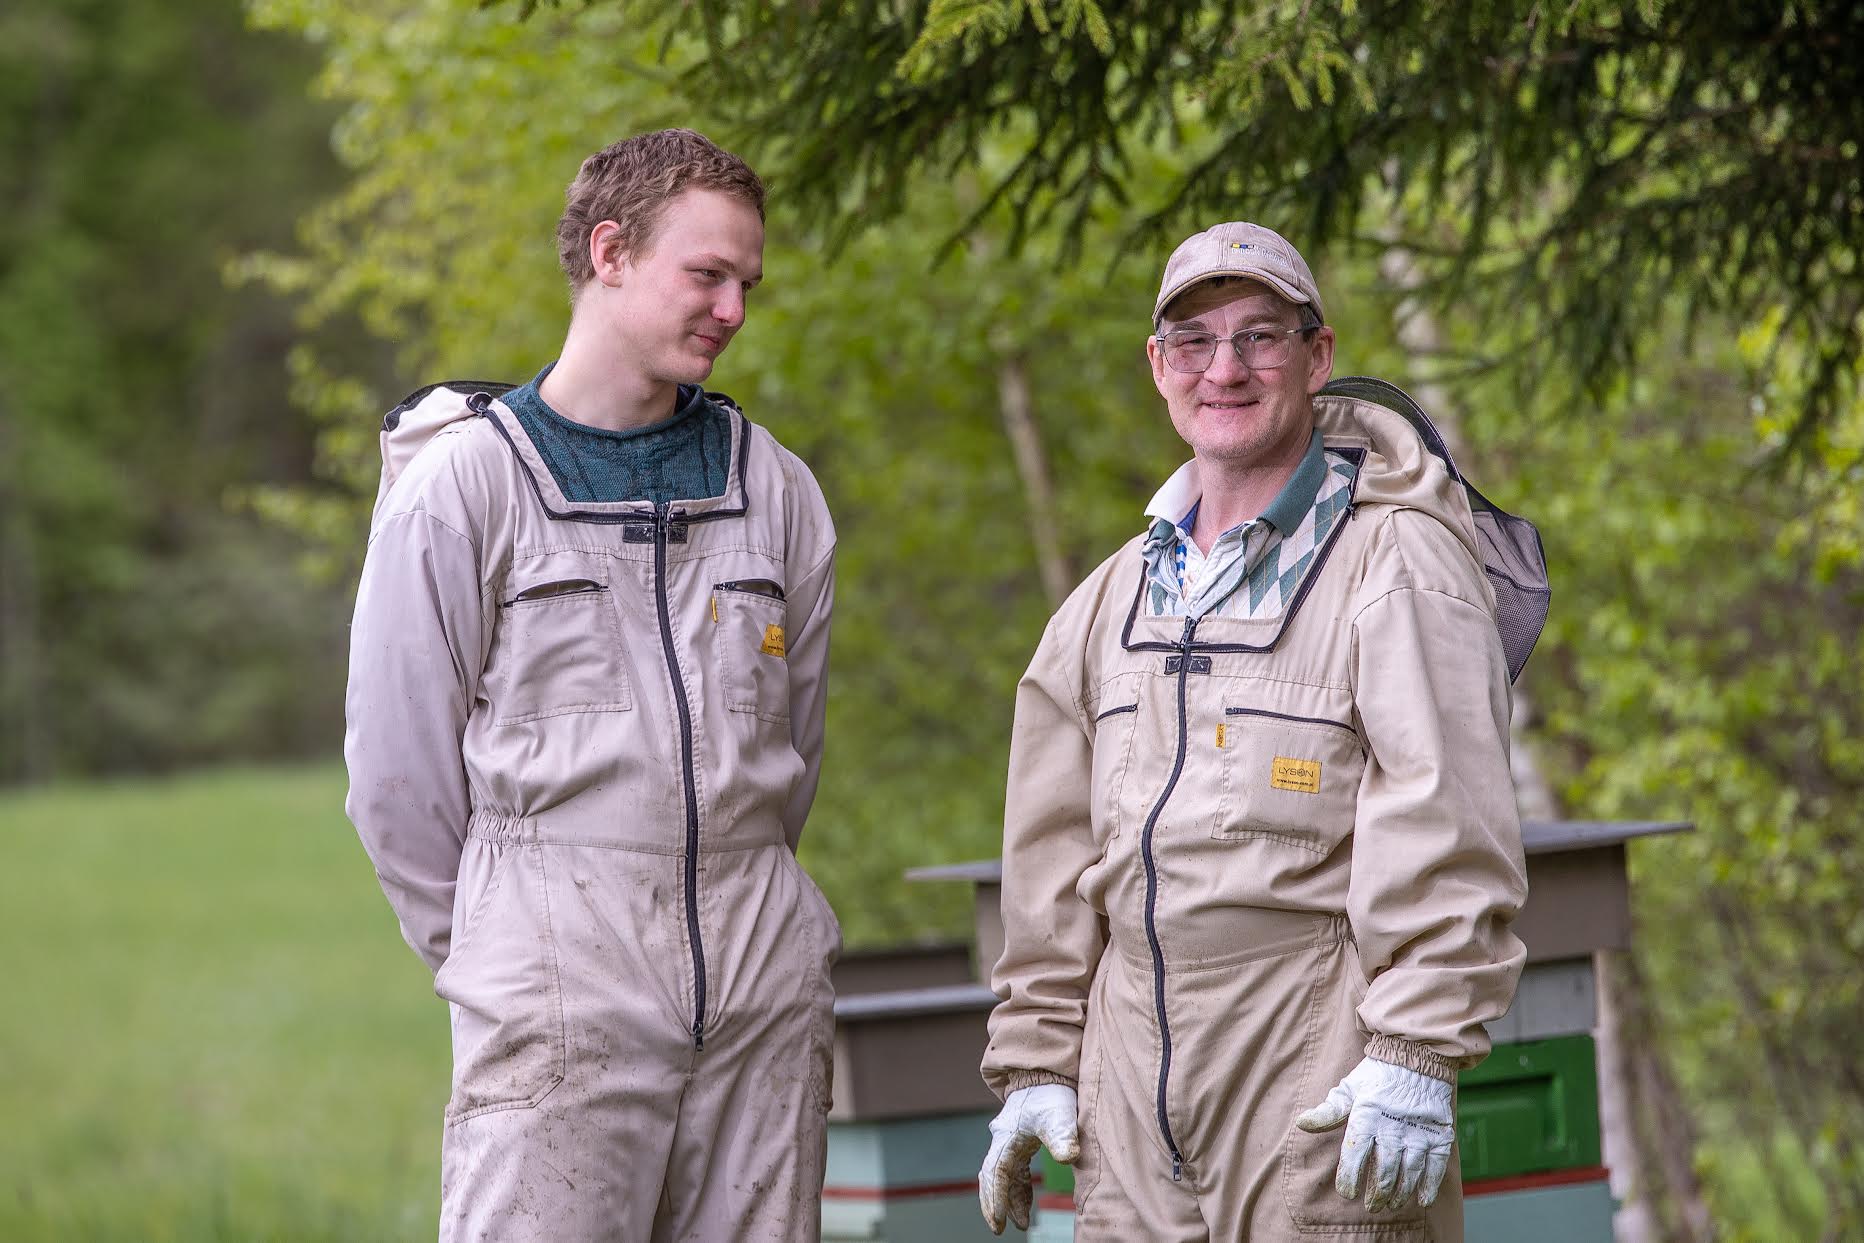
1230;242;1249;250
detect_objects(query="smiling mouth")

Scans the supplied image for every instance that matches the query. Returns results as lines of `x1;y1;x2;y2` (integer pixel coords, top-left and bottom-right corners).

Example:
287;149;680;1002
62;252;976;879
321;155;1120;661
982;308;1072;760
1201;397;1259;410
694;332;724;351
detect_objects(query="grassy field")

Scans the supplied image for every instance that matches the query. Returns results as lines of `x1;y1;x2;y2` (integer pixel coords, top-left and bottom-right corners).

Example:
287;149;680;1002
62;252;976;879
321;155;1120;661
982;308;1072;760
0;764;446;1241
0;760;970;1241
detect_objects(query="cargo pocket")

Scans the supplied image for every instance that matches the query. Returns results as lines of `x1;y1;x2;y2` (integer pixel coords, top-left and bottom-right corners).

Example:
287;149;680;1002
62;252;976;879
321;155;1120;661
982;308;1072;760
486;552;631;725
1089;690;1141;845
1213;708;1365;854
434;840;566;1122
1282;939;1428;1235
712;579;791;723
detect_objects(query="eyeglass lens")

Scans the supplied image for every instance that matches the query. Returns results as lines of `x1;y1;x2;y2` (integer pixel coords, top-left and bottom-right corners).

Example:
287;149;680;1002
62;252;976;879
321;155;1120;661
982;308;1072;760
1162;330;1298;373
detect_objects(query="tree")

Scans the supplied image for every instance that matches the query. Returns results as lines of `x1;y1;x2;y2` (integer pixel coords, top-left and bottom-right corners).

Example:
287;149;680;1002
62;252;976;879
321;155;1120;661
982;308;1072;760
599;0;1863;451
1461;332;1864;1239
0;0;354;782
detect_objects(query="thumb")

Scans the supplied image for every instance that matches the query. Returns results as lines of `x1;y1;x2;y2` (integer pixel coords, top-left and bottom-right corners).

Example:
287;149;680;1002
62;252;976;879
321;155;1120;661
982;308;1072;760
1040;1112;1081;1165
1295;1083;1354;1133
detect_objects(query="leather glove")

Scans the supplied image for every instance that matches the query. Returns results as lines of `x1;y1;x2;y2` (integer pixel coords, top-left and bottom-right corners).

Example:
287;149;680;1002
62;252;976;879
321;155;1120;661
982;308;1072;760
978;1083;1080;1234
1295;1055;1455;1212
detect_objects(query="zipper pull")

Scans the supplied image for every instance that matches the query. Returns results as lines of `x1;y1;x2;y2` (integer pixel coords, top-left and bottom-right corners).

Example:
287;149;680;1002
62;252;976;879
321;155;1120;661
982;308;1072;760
692;1017;706;1052
1171;1155;1183;1182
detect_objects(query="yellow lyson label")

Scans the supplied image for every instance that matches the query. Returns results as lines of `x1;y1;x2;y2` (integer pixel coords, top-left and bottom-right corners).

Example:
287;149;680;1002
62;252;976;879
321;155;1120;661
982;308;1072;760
760;624;787;658
1270;756;1322;793
1215;723;1227;749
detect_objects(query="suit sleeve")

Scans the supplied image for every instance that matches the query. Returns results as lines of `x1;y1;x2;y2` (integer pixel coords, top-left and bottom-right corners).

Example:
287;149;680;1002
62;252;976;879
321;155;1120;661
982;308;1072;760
982;617;1107;1099
1348;510;1528;1079
344;507;486;974
780;540;834;851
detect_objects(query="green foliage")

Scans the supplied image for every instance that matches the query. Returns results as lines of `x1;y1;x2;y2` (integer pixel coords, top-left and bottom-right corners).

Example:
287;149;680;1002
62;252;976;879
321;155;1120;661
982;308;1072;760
1460;336;1864;1236
635;0;1864;441
0;0;352;782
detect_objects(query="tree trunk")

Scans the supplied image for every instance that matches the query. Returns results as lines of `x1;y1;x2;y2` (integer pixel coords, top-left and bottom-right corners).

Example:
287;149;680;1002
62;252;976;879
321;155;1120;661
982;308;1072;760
0;403;48;783
995;347;1073;608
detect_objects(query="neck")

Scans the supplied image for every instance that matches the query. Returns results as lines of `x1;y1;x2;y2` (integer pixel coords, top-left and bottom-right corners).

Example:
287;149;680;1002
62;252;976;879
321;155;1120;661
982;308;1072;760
539;311;680;433
1189;437;1309;552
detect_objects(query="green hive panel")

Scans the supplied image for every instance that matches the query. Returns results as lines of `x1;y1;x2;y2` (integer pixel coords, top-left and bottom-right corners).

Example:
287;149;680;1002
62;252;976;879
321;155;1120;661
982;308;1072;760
1457;1034;1603;1181
1037;1150;1076;1196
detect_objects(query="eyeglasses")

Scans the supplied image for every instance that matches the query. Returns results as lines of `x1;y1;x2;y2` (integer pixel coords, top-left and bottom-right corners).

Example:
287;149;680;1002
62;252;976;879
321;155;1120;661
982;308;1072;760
1155;325;1313;373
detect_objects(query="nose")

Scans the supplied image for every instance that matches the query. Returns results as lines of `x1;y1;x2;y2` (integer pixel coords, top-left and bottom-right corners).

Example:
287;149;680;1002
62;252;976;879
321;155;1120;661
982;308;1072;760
712;284;747;331
1202;337;1251;385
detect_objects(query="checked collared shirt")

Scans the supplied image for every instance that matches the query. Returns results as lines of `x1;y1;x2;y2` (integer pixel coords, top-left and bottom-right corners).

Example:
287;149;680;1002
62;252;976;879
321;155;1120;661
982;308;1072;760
1140;428;1358;620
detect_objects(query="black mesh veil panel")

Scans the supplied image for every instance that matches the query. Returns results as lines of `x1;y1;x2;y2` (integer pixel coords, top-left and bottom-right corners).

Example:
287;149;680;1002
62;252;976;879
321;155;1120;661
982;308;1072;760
1320;377;1550;683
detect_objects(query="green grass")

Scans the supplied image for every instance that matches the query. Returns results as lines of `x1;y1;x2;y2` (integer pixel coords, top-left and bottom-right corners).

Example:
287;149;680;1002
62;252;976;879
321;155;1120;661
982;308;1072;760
0;764;446;1241
0;760;970;1241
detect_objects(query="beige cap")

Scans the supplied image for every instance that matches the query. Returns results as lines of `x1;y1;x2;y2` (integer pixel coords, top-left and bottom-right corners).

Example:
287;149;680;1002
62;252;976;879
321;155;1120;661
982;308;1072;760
1153;221;1324;326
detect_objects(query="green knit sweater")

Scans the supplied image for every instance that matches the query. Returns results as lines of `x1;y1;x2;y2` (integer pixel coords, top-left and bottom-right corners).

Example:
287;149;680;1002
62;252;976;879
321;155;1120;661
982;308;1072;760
504;364;733;505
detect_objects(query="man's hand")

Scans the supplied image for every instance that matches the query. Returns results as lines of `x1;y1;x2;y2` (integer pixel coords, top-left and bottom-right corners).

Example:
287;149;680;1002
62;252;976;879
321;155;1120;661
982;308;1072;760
978;1083;1080;1234
1295;1056;1455;1212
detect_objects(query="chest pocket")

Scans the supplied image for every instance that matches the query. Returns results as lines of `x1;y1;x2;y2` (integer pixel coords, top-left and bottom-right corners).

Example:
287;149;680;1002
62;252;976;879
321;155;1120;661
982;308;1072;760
484;553;632;726
1089;694;1142;845
712;578;791;723
1214;707;1364;854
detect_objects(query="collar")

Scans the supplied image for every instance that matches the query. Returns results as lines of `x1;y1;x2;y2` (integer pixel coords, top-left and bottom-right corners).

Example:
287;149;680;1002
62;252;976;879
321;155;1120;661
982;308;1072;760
517;362;705;439
1143;427;1327;540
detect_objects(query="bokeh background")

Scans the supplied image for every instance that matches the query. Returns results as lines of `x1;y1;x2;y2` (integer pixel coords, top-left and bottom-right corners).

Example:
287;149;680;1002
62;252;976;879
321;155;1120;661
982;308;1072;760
1;2;1860;1239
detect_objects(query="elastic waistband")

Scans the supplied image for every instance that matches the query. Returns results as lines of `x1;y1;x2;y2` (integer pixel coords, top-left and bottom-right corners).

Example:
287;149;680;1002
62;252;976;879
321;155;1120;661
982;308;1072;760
1118;908;1351;974
466;808;786;854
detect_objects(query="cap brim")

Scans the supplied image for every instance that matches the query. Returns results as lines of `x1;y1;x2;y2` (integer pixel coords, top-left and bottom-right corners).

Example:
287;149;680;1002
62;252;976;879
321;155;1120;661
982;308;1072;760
1153;269;1315;323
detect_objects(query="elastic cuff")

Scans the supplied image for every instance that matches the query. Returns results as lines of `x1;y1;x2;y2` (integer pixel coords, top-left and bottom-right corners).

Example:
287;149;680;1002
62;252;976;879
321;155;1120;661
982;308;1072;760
999;1070;1078;1100
1365;1034;1462;1083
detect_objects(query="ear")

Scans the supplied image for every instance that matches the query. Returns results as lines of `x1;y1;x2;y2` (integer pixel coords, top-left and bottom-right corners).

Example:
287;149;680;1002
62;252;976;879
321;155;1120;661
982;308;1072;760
588;220;629;287
1146;333;1169;392
1304;325;1336;394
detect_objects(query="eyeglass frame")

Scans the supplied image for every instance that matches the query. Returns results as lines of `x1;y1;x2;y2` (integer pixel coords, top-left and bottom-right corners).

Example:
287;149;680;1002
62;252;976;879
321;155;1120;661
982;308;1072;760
1153;320;1322;374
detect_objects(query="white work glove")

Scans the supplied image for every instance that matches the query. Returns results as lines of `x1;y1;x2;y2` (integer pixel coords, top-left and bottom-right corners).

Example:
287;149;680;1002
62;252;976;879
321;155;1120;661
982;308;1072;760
1295;1055;1455;1212
978;1083;1079;1234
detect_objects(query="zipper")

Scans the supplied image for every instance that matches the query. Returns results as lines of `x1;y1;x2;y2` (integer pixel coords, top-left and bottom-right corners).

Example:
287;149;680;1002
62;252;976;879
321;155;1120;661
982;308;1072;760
499;579;607;608
715;578;785;601
1223;706;1357;737
1095;703;1138;722
1138;614;1199;1181
652;501;708;1051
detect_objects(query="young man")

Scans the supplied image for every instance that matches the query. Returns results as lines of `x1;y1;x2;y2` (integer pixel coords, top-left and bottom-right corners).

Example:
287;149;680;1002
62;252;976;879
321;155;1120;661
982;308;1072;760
345;129;839;1242
977;223;1527;1240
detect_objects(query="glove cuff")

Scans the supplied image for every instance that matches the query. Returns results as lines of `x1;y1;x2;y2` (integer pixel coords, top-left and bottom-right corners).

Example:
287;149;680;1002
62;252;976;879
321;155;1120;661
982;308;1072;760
1000;1069;1078;1099
1365;1034;1461;1083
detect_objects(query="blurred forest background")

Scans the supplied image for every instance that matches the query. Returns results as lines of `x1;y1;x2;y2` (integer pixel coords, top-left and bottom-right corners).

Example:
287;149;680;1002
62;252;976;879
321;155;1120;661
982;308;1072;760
1;1;1860;1240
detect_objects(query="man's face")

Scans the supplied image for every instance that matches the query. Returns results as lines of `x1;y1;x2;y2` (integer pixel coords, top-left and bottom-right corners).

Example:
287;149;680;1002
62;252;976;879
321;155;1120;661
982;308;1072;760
596;186;765;386
1146;280;1335;469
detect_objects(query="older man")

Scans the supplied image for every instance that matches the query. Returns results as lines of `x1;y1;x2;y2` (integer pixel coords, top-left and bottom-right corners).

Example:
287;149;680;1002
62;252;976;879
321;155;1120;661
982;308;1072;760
977;223;1527;1241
